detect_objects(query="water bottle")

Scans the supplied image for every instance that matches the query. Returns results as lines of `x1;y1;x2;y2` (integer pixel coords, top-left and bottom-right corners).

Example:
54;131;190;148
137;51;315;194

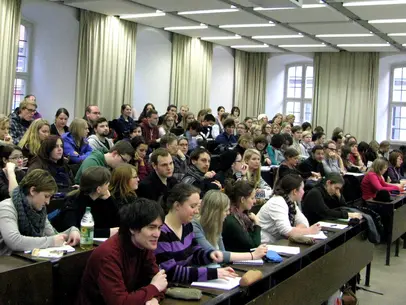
80;207;94;250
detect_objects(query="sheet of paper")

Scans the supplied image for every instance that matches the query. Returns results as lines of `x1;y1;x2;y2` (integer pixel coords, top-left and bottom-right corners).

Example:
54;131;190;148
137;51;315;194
47;245;76;252
317;221;348;230
304;231;328;240
261;166;270;172
344;172;364;177
94;238;108;242
263;245;300;256
233;259;264;265
337;217;350;222
191;277;241;290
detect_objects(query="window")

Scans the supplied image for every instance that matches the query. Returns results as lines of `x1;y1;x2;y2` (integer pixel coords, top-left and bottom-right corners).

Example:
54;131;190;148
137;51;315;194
13;22;31;110
389;66;406;141
284;64;313;125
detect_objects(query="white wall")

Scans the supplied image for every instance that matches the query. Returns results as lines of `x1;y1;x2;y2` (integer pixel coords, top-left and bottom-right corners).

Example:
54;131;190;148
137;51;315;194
133;25;172;117
21;0;79;122
210;46;234;113
265;53;313;118
376;53;406;143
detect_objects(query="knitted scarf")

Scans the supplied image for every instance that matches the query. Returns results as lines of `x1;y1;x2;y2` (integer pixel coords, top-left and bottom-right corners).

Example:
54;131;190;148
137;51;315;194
283;194;297;227
12;187;47;237
230;206;254;233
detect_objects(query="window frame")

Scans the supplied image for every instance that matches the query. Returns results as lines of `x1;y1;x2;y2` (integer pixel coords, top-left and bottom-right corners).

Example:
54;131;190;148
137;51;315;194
283;62;313;125
387;63;406;144
13;20;32;111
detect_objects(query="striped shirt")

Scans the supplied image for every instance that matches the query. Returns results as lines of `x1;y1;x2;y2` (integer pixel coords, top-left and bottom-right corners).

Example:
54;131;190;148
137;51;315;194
155;223;218;284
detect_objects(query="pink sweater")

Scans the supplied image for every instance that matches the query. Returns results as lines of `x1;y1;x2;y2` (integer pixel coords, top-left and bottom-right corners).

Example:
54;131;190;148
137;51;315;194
361;171;400;200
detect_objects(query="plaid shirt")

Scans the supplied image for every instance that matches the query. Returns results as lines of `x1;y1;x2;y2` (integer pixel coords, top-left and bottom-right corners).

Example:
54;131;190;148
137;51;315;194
9;113;30;145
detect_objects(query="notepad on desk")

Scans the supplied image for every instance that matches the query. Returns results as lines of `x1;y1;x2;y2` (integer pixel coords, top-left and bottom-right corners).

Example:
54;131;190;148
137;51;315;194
304;231;328;240
266;245;300;256
317;221;348;230
191;277;241;290
233;259;264;266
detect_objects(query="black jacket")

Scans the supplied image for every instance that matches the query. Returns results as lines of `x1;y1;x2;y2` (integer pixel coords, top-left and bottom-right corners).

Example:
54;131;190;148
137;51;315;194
302;184;348;225
0;170;25;202
136;171;178;201
298;157;325;179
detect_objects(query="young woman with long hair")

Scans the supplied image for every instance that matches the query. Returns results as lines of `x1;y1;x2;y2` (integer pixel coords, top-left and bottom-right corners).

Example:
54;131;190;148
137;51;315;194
109;164;139;208
130;136;150;181
62;118;92;164
0;145;25;201
50;108;69;136
158;114;176;137
18;118;50;162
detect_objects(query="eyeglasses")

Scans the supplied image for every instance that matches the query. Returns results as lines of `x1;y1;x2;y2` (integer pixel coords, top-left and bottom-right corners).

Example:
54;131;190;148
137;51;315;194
119;154;130;163
91;112;101;115
9;155;24;160
25;108;36;113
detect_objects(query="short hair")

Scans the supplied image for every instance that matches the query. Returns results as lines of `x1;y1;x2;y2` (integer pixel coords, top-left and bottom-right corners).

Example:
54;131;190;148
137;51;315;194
217;106;225;112
302;130;312;139
244;117;252;122
238;134;253;145
254;135;267;145
0;145;22;168
121;104;131;112
146;109;158;118
313;126;324;134
130;136;147;150
19;99;37;112
291;125;302;134
0;115;9;130
93;117;108;129
284;148;299;159
282;133;293;146
380;140;390;149
231;106;240;116
166;183;200;212
312;145;324;153
301;122;312;131
151;148;170;165
324;172;345;186
55;108;69;118
20;169;57;196
270;134;285;149
84;105;98;114
313;132;325;141
119;198;165;239
167;104;177;112
130;122;141;133
332;134;343;142
79;166;111;195
223;118;235;129
160;133;178;148
109;140;135;157
203;114;215;122
187;120;201;131
190;147;210;162
323;140;336;149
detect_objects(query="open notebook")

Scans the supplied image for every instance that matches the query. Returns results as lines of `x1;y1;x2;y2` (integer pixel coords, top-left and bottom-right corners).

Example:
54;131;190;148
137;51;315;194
191;277;241;290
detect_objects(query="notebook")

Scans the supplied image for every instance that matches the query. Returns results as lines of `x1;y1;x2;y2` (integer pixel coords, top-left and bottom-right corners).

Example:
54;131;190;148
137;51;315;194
191;277;241;290
317;221;348;230
259;245;301;257
233;259;264;265
304;231;328;240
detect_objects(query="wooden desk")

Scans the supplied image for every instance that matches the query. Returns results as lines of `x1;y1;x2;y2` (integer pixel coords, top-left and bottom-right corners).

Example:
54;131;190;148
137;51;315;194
0;256;53;305
366;193;406;265
162;223;372;305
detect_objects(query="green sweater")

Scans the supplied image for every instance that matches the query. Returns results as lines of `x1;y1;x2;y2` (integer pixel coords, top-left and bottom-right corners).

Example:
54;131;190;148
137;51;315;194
74;150;107;184
222;214;261;252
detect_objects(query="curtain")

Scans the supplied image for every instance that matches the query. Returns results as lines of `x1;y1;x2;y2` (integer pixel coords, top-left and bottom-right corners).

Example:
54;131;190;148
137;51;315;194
312;52;379;141
76;11;137;119
0;0;21;114
170;34;213;115
234;50;268;120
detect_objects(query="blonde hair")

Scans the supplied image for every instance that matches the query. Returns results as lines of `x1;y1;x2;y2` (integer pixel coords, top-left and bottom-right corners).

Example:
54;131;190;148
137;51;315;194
369;158;388;174
181;112;195;130
18;119;50;156
243;148;261;188
19;99;37;111
302;130;312;138
199;190;230;247
69;118;88;145
0;115;9;129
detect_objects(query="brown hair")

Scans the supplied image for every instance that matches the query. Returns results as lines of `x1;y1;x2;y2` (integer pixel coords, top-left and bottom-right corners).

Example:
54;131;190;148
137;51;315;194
110;164;138;200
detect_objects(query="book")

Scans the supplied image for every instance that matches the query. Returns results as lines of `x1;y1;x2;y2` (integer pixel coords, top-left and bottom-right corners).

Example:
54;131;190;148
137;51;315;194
191;277;241;290
317;221;348;230
251;245;300;257
233;259;264;265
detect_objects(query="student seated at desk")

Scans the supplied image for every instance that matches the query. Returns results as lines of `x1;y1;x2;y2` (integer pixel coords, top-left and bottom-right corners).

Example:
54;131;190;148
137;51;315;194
58;167;119;238
361;158;403;201
222;180;262;252
257;175;321;244
214;150;247;186
62;118;92;164
302;173;362;225
77;198;167;305
387;151;405;184
0;145;25;202
109;164;138;209
155;183;236;284
0;169;80;256
193;190;267;264
28;135;74;192
275;148;301;185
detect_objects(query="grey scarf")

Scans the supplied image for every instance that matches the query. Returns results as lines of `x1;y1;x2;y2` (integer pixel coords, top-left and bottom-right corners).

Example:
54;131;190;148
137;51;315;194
12;187;47;237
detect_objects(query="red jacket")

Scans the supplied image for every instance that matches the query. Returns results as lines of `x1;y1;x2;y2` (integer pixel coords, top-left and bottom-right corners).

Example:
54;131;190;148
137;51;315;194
361;171;400;200
140;121;159;145
76;234;164;305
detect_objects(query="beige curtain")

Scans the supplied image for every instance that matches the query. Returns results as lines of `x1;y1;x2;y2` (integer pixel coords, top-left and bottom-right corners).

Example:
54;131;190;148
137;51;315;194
0;0;21;114
170;34;213;115
312;52;379;141
76;11;137;119
234;50;268;119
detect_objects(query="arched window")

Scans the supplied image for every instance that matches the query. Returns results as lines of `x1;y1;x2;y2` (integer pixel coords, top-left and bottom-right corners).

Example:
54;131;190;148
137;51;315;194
284;64;313;124
388;65;406;141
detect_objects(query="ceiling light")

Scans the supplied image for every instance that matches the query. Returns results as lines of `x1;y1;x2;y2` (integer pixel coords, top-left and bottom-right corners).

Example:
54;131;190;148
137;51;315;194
164;24;208;31
369;19;406;24
252;34;303;39
220;23;274;28
315;33;374;38
231;44;269;48
403;44;406;46
278;44;326;48
201;35;241;41
302;4;326;8
337;43;391;47
388;33;406;36
253;7;295;11
178;7;239;15
120;10;165;18
344;0;406;6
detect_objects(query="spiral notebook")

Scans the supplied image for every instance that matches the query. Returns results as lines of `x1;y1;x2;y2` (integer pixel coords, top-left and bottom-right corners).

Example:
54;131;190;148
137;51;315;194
233;259;264;265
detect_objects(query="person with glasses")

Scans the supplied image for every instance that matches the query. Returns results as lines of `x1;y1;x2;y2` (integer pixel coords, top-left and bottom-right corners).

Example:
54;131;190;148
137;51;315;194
158;114;176;137
83;105;101;136
0;145;26;201
9;99;37;144
74;141;134;184
322;141;344;175
214;150;247;186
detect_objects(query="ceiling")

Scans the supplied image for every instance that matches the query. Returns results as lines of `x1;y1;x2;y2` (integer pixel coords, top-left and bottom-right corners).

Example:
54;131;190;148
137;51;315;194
61;0;406;53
